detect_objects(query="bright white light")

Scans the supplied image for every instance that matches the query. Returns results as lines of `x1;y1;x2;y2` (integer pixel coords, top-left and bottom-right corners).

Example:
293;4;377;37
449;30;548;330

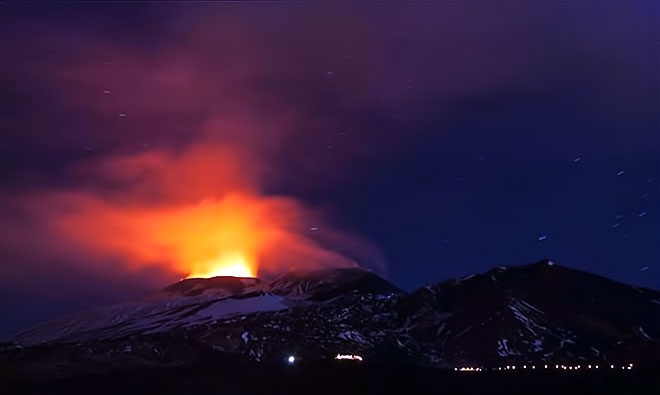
458;367;481;372
588;365;592;369
610;365;614;369
287;355;295;364
335;354;363;362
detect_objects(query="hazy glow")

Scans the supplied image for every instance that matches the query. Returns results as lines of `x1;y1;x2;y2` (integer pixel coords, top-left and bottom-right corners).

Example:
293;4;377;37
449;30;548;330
20;143;379;280
187;251;256;279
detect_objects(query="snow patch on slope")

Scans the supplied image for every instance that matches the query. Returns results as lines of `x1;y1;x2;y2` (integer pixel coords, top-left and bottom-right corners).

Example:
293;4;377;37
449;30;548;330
455;274;476;284
508;298;547;336
195;295;289;320
338;330;369;345
637;326;652;340
13;292;292;345
497;338;520;357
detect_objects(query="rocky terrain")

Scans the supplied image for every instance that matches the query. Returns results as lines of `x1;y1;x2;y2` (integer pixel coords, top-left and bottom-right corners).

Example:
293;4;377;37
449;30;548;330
2;260;659;393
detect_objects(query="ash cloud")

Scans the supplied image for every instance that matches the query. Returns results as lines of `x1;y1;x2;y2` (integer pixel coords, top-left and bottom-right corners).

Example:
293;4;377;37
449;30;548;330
2;2;651;335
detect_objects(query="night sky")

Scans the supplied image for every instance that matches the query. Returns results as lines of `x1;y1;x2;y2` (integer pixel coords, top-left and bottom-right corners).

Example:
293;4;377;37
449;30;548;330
1;2;658;338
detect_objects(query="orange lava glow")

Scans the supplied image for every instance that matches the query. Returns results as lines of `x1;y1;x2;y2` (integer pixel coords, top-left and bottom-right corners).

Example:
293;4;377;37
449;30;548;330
26;142;372;280
51;190;304;279
187;252;255;279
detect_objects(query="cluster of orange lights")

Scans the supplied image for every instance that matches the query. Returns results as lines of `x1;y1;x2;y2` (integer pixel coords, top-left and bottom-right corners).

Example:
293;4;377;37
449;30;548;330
455;363;634;372
455;367;482;372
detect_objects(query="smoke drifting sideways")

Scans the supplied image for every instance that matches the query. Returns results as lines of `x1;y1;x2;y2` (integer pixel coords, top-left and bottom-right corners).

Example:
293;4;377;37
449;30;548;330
8;140;385;282
2;5;410;288
5;3;641;289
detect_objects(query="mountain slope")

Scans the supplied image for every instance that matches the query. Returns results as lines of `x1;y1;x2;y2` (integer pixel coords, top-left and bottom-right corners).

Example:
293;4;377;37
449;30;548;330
399;260;660;365
11;276;268;346
11;268;400;347
267;267;403;300
3;261;660;385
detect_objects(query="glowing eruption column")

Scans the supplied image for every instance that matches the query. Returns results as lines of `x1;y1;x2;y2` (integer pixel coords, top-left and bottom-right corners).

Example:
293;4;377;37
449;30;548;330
23;143;374;280
187;251;256;278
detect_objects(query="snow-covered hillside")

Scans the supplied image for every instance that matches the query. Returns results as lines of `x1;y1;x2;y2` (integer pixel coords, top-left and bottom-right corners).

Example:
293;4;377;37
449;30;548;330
5;261;660;379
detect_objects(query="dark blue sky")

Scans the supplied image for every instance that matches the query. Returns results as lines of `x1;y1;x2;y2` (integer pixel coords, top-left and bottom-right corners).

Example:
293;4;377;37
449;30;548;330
1;2;658;338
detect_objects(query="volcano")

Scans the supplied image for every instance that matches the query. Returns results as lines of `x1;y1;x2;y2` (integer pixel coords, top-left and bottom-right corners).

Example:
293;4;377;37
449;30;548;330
2;261;659;393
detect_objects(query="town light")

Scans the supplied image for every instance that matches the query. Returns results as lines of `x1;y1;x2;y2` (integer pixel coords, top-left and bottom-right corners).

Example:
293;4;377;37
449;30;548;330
335;354;363;362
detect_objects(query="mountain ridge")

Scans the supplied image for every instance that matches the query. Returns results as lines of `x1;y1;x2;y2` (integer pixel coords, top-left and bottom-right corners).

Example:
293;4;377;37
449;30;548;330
3;259;659;385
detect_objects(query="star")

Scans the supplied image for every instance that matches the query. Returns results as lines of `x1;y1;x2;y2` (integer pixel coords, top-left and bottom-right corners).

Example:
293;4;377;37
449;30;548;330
637;211;647;217
616;170;625;176
572;156;582;162
537;235;548;241
103;90;111;94
118;113;127;118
